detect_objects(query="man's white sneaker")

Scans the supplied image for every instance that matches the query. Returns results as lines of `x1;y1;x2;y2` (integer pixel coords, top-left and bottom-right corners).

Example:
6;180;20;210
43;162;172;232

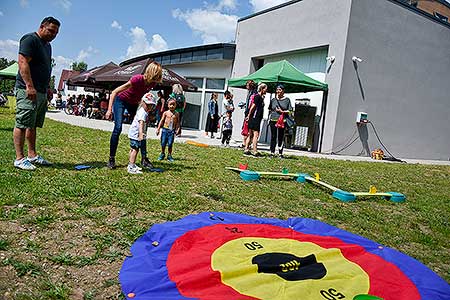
127;164;142;174
28;155;52;166
14;158;36;170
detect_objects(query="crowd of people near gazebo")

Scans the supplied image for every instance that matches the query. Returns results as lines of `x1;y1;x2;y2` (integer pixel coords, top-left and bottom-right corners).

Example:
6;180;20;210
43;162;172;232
53;92;110;120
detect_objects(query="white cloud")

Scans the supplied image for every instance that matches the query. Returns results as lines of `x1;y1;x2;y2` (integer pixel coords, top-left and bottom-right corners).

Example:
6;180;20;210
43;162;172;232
126;26;168;58
76;46;98;62
111;20;122;30
55;0;72;12
0;11;4;17
216;0;237;10
0;39;19;61
172;8;238;44
249;0;290;12
52;55;73;84
19;0;29;8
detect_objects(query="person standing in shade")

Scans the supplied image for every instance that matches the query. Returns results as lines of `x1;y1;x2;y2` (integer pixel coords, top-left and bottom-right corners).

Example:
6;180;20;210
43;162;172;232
155;90;165;125
105;61;163;169
205;92;219;138
221;110;233;146
13;17;60;170
244;83;267;156
241;80;257;147
268;84;293;157
223;90;235;115
169;84;185;131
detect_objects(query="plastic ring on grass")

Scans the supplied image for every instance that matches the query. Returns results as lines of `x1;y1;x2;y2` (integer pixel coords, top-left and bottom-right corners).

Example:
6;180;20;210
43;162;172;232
296;173;308;183
240;170;261;181
332;190;356;202
353;295;383;300
186;140;209;148
384;192;406;203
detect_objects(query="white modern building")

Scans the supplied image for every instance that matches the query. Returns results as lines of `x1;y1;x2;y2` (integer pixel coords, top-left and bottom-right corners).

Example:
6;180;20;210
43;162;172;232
90;0;449;160
231;0;450;160
120;44;236;130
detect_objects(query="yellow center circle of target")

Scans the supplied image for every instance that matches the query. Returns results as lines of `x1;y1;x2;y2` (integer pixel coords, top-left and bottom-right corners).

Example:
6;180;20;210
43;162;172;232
211;237;370;300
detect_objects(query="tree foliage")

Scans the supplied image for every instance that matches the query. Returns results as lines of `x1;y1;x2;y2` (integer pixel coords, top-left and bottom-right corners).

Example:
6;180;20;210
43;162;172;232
49;75;56;92
0;57;17;94
71;61;88;72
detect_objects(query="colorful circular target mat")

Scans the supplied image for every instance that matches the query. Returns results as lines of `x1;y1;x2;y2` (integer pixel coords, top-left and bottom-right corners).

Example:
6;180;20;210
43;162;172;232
120;212;450;300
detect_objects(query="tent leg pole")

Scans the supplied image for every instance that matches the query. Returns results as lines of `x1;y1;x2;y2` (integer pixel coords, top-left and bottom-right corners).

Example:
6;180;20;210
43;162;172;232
319;90;328;153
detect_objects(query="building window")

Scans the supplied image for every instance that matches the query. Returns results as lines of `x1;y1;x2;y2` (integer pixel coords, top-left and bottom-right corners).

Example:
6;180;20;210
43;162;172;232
180;52;192;63
186;77;204;88
193;50;207;61
185;91;202;105
206;48;223;60
434;12;448;22
170;53;181;64
162;55;171;65
206;78;225;90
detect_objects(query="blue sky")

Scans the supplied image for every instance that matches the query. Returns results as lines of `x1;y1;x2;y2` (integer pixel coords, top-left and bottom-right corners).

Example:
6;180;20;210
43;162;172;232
1;0;449;83
0;0;291;82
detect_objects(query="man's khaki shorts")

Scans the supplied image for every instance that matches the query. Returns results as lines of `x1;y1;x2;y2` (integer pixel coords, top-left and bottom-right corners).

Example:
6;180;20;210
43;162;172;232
15;88;47;129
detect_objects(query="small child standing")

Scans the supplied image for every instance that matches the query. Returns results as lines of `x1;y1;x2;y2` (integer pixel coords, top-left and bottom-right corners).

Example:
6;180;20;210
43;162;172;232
221;110;233;146
127;92;156;174
156;99;180;162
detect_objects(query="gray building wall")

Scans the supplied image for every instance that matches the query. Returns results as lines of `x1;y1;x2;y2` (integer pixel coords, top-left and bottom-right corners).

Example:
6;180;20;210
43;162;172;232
336;0;450;160
231;0;353;150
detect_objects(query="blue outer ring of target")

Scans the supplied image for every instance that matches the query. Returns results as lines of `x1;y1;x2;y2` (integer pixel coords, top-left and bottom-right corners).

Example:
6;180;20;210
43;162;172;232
119;212;450;300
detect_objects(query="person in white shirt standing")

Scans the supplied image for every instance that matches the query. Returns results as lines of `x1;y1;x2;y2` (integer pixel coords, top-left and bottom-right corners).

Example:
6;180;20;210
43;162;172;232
127;92;156;174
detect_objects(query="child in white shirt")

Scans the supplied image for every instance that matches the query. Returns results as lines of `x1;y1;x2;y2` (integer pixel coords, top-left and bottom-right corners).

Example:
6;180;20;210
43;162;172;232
127;92;156;174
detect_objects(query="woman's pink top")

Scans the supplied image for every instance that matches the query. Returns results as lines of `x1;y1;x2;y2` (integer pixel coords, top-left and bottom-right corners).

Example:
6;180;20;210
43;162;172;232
118;74;156;105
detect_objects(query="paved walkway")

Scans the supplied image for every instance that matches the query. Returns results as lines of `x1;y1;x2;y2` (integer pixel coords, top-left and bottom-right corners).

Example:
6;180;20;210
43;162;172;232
46;110;449;166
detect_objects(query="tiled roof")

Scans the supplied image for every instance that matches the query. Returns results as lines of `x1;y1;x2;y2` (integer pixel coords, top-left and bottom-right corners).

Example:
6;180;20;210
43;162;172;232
57;69;80;91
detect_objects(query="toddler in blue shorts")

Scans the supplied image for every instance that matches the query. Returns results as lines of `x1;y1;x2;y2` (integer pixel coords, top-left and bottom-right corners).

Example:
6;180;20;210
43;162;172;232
156;99;180;162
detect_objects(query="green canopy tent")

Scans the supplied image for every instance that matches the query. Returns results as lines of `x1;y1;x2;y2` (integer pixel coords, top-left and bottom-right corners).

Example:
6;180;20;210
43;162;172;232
227;60;329;152
0;62;19;79
227;60;328;93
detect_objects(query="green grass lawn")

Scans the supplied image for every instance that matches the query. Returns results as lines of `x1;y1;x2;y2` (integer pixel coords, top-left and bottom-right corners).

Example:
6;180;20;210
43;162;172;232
0;106;449;299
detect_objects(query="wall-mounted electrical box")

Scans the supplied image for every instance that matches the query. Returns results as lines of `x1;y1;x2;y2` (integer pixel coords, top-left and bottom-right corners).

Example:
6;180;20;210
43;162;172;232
356;112;368;124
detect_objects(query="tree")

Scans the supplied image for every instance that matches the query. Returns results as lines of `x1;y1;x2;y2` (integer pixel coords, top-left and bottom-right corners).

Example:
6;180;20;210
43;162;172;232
0;57;17;94
49;75;56;91
71;61;88;72
0;57;16;70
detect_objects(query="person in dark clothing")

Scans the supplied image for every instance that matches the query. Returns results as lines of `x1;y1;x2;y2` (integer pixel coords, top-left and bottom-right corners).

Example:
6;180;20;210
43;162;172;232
205;92;219;138
268;84;293;157
13;16;60;170
244;83;267;156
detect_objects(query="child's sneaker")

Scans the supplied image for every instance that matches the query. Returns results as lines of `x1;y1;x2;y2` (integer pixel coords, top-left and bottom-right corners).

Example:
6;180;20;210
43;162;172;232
141;157;154;169
157;153;165;161
167;155;174;162
28;155;52;166
14;158;36;170
107;157;116;169
127;164;142;174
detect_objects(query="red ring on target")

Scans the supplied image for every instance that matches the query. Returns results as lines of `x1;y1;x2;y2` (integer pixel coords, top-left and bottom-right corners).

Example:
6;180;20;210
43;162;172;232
166;224;419;299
